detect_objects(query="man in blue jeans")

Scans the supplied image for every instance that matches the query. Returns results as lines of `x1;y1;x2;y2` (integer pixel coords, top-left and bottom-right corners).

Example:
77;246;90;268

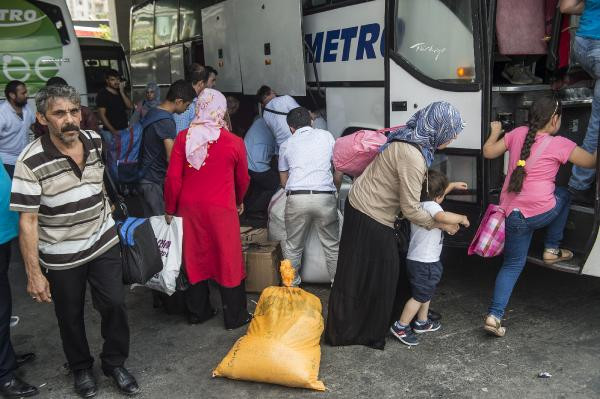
561;0;600;204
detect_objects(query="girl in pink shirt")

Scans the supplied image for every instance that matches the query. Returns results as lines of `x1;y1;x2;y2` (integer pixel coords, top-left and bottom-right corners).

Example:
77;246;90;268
481;96;596;337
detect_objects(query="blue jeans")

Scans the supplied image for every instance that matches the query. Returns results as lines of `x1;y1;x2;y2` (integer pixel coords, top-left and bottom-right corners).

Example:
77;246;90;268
488;187;571;319
569;36;600;191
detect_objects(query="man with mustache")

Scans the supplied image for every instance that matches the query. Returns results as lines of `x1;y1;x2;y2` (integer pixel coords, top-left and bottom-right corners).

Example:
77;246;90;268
10;85;139;398
0;80;36;178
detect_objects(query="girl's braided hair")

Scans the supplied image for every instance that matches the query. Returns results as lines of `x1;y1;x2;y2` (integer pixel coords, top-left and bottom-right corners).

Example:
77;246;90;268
507;96;561;193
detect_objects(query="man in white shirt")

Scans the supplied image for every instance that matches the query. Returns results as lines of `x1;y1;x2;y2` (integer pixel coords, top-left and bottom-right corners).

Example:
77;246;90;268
279;107;343;285
257;85;300;150
0;81;36;178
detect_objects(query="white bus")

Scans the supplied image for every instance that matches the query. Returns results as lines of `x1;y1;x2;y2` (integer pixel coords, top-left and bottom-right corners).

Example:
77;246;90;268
129;0;599;276
0;0;87;103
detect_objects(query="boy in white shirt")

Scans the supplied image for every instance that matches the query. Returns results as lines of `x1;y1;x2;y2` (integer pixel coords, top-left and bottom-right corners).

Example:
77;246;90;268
391;169;470;346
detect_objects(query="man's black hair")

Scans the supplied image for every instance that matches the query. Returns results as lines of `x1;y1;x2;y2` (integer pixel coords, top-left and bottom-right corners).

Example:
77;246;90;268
256;85;273;104
104;69;120;80
46;76;68;87
166;79;196;102
4;80;25;99
205;65;218;76
190;69;210;85
286;107;312;130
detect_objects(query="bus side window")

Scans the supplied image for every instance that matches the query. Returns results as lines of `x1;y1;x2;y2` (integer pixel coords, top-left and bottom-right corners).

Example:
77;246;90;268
431;154;477;203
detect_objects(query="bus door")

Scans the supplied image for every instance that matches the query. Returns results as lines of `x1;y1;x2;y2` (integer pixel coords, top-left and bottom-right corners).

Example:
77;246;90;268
388;0;485;246
483;1;598;275
202;0;306;96
201;1;243;93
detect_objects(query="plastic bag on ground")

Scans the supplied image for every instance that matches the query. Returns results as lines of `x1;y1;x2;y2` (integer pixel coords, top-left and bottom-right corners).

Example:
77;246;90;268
213;260;326;391
145;216;183;295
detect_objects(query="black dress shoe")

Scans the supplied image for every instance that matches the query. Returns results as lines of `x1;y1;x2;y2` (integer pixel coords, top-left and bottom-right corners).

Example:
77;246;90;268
73;368;97;398
0;376;38;397
15;352;36;368
104;367;140;396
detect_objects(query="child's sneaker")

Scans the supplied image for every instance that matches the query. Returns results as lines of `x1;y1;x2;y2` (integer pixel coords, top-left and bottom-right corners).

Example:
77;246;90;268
390;322;419;346
412;319;441;334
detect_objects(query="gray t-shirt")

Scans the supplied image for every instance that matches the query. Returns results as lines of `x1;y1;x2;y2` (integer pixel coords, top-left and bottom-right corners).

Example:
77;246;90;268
140;108;176;184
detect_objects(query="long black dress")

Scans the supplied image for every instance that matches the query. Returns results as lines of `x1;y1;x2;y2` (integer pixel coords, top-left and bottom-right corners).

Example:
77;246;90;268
325;199;411;350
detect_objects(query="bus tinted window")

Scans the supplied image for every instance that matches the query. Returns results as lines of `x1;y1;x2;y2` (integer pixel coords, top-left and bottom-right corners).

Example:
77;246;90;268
179;0;208;40
303;0;372;11
31;1;70;45
303;0;328;8
395;0;477;83
154;0;179;46
131;2;154;52
431;154;477;203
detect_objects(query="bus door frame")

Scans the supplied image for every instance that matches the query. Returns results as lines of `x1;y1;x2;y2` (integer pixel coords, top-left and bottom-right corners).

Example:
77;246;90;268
580;127;600;275
383;0;489;246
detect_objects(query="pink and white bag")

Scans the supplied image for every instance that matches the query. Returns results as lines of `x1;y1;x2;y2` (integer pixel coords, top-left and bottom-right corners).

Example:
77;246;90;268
333;126;404;177
468;134;552;257
467;204;507;257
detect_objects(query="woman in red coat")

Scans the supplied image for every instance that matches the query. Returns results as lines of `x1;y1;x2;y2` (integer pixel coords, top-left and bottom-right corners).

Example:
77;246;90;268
164;88;251;330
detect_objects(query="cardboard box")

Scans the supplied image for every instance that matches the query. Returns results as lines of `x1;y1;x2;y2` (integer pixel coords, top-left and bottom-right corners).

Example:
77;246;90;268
240;227;268;246
243;241;282;293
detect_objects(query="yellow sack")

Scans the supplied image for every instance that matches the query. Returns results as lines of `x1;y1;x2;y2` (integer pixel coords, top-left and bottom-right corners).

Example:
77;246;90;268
213;260;326;391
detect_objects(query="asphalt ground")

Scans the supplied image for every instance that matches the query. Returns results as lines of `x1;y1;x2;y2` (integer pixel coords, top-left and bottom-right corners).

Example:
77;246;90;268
7;247;600;398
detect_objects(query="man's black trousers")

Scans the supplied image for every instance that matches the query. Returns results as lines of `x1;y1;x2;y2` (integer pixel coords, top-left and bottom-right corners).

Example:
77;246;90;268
0;241;16;384
45;244;129;373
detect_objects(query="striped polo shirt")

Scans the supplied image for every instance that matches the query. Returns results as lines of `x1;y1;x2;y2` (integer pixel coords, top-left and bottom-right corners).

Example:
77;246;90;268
10;130;118;270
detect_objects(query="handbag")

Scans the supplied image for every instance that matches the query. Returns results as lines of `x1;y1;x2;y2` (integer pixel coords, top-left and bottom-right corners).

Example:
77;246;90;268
85;130;164;284
468;134;553;257
394;215;411;253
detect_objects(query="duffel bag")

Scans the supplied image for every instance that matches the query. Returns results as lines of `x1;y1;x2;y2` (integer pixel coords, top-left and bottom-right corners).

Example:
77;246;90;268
117;217;163;284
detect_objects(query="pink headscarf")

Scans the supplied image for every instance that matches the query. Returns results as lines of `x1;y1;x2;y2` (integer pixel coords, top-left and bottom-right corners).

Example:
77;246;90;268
185;88;228;170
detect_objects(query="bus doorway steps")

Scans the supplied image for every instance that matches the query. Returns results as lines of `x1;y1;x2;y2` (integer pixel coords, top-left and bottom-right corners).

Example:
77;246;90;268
526;253;582;274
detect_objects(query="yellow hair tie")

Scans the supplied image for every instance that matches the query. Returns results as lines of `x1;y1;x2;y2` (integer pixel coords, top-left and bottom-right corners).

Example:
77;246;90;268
517;160;526;167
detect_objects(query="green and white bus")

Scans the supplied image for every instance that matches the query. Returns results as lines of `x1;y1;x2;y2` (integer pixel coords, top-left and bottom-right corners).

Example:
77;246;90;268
0;0;87;103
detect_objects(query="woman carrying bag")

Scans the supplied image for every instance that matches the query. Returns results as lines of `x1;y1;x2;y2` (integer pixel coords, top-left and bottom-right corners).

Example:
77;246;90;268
325;102;465;350
482;96;597;337
164;89;251;330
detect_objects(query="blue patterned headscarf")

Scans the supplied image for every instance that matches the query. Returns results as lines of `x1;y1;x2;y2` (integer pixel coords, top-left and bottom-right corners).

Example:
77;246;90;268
380;101;465;167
